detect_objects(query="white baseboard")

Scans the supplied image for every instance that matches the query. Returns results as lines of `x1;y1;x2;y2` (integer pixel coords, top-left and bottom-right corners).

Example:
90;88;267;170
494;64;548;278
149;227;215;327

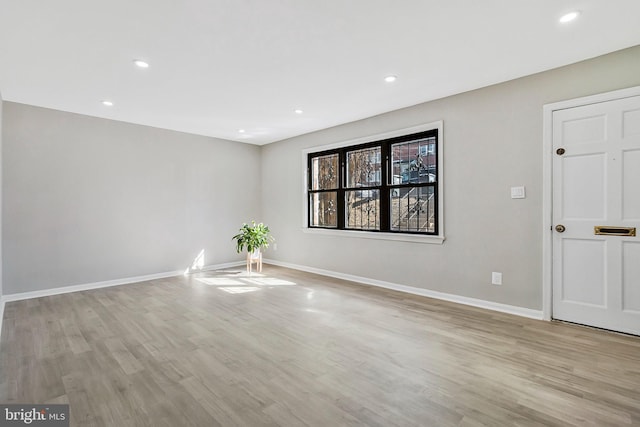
2;260;245;303
264;259;544;320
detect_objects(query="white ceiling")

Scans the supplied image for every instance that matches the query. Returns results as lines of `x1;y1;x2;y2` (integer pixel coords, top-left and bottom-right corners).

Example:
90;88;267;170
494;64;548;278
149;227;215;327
1;1;639;145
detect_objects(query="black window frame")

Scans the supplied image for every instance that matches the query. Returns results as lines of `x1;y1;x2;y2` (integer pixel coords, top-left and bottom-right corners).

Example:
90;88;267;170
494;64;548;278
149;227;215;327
307;129;439;235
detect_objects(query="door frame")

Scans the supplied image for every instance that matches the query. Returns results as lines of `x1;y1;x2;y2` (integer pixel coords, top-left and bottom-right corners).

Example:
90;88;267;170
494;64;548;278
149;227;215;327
542;85;640;321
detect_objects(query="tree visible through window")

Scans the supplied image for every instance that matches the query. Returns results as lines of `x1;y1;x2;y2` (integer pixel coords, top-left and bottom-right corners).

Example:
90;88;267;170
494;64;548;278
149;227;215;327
308;129;438;234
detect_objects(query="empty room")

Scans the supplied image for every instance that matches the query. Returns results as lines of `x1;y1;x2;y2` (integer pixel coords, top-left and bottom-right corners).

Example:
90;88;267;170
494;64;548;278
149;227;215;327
1;1;640;426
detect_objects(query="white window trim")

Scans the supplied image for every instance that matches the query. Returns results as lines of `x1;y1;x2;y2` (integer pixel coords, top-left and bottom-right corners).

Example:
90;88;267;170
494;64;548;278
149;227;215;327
301;121;445;244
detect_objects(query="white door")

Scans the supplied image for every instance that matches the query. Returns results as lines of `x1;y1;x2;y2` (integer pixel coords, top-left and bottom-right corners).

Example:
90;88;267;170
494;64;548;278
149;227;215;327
552;95;640;335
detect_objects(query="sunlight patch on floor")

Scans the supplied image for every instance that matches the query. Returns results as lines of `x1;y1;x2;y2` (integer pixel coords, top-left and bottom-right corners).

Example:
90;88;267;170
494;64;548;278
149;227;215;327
219;287;260;294
242;277;297;286
194;270;298;294
196;278;245;286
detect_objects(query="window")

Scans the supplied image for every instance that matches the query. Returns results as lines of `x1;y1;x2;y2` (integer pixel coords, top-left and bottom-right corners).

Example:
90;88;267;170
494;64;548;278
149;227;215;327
308;129;439;235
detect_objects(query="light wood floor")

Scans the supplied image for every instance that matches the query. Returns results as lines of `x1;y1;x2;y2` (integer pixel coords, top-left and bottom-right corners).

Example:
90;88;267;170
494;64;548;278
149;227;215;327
1;265;639;426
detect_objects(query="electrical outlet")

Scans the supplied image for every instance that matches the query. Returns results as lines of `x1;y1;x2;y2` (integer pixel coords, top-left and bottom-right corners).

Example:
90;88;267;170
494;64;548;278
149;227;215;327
273;243;278;251
492;272;502;285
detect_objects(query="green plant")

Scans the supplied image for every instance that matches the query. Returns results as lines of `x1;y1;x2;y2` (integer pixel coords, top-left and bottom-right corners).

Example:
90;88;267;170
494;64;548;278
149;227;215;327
232;221;274;254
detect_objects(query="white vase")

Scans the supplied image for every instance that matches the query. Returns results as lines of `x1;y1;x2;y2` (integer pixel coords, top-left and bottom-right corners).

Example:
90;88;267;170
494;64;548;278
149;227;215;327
249;249;261;260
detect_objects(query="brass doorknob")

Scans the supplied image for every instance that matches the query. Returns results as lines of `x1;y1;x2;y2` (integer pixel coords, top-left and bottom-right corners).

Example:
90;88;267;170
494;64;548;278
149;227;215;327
555;224;566;233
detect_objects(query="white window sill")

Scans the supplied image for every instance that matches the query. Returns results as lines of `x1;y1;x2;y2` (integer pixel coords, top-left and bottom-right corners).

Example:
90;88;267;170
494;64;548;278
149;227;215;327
302;227;445;244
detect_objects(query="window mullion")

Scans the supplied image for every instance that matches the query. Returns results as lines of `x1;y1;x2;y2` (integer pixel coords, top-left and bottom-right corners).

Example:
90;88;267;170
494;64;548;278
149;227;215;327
380;143;390;231
337;149;346;229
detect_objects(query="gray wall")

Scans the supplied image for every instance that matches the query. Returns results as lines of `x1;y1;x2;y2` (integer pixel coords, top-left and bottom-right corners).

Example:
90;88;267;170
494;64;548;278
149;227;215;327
0;92;3;298
3;103;261;294
260;45;640;310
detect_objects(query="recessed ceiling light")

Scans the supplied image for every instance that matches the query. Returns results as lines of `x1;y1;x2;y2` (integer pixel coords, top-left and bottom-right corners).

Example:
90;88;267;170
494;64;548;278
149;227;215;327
294;109;303;114
238;129;245;133
559;11;580;23
102;100;113;106
384;75;397;83
133;59;149;68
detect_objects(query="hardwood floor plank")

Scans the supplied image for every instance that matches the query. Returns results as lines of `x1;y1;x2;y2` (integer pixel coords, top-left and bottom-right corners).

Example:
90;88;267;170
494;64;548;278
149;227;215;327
60;317;91;355
103;338;144;376
1;265;639;426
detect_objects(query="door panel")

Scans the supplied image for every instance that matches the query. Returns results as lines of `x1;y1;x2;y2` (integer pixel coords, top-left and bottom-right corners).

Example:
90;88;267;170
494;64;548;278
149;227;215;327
622;108;640;137
561;239;606;306
552;95;640;335
622;242;640;313
562;114;607;144
622;149;640;220
562;154;606;220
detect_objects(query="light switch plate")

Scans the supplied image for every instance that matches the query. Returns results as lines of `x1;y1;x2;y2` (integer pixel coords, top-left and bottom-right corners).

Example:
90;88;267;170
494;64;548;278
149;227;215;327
511;186;526;199
492;272;502;285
